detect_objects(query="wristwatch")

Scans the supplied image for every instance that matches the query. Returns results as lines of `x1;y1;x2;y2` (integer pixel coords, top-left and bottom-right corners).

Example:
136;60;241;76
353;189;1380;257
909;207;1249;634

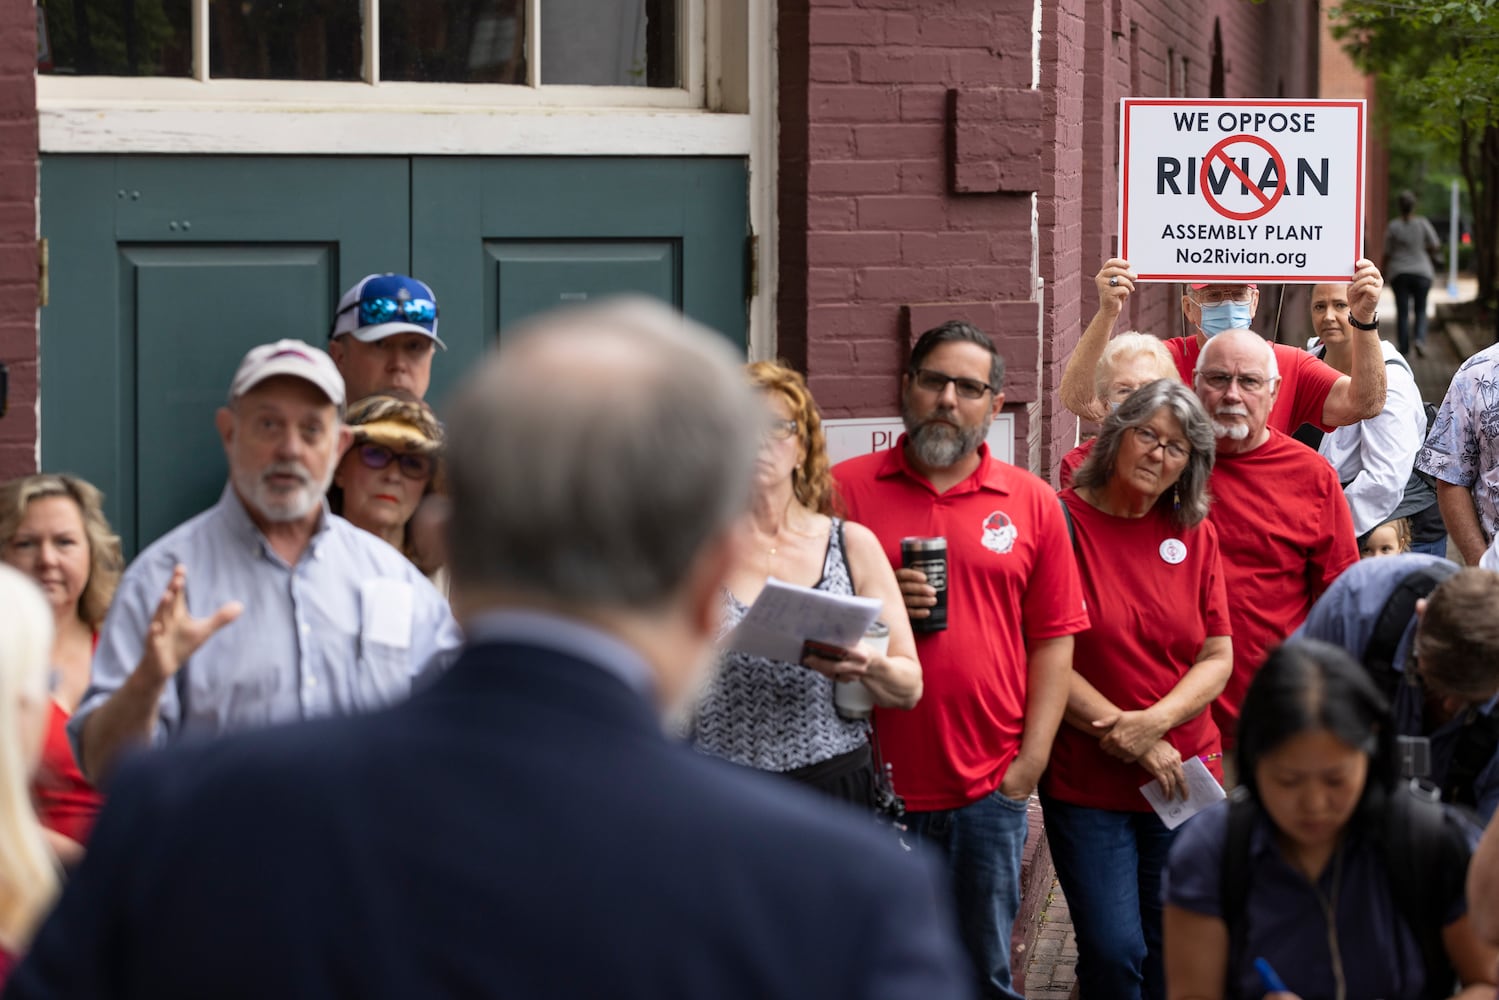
1348;311;1379;331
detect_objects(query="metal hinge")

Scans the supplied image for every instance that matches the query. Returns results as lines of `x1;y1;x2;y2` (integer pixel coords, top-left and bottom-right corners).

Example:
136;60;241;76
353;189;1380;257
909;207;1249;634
38;238;48;307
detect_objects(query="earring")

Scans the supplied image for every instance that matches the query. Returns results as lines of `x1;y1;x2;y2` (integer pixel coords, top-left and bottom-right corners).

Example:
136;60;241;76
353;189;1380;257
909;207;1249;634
1173;485;1181;511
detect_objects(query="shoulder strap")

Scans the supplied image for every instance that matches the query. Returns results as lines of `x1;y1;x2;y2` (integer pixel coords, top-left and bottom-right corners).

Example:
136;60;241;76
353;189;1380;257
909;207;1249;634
1058;496;1076;550
1219;789;1256;974
1380;786;1459;999
1365;564;1458;695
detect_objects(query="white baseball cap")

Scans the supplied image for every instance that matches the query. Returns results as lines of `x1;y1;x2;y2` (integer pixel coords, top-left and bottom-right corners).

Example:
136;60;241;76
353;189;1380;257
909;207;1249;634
229;339;346;410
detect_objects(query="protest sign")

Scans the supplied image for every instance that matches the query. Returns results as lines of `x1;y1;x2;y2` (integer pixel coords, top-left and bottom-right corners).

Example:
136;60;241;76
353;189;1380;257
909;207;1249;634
1118;99;1365;283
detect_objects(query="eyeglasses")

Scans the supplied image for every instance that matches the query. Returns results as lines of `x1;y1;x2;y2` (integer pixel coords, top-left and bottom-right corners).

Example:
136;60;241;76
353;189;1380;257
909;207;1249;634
1194;370;1277;394
356;443;434;480
764;419;798;441
911;368;994;400
339;296;439;328
1131;426;1191;461
1193;288;1255;306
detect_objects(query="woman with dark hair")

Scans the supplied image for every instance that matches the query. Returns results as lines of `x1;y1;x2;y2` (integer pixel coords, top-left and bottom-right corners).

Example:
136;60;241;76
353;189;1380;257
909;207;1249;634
692;361;921;807
1163;639;1496;1000
1043;379;1232;1000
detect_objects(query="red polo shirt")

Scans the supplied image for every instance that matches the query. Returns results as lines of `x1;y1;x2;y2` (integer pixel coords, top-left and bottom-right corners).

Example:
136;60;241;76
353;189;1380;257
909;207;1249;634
834;440;1089;811
1166;336;1341;434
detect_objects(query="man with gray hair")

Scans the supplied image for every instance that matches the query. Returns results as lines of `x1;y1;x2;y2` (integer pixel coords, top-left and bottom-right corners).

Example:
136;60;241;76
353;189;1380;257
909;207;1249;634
11;301;972;1000
68;339;460;783
1191;329;1358;741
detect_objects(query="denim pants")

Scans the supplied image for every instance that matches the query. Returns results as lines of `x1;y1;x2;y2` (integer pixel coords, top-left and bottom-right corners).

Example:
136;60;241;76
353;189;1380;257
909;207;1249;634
1040;794;1178;1000
906;788;1030;1000
1391;272;1433;354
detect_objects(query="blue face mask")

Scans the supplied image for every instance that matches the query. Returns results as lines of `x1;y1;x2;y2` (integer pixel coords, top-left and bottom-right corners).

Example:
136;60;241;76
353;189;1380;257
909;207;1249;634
1198;300;1254;338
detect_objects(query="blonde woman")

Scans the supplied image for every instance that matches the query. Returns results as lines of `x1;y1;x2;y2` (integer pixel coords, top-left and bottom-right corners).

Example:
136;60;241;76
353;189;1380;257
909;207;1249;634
0;564;62;986
0;475;123;861
692;361;921;807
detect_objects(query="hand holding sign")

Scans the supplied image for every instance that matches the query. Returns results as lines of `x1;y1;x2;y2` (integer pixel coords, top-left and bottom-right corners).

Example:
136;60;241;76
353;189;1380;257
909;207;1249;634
1348;257;1383;325
1095;258;1137;316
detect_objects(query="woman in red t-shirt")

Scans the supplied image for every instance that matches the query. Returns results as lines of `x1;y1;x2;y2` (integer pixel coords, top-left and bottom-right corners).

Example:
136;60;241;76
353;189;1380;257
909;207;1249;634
1043;379;1233;1000
0;474;123;865
0;564;65;987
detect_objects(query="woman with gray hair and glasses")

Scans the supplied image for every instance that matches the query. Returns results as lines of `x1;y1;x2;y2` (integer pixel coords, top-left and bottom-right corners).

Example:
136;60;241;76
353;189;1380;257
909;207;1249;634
1041;379;1234;1000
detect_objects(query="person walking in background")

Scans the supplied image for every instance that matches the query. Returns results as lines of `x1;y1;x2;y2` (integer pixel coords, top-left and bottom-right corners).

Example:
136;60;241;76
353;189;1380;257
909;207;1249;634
692;361;921;808
0;565;62;989
1418;339;1499;566
5;298;973;1000
1047;380;1231;1000
835;320;1088;1000
0;474;122;864
1383;189;1443;356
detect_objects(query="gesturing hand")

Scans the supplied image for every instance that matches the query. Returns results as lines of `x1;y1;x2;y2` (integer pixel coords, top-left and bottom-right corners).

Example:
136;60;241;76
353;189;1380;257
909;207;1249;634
139;565;244;683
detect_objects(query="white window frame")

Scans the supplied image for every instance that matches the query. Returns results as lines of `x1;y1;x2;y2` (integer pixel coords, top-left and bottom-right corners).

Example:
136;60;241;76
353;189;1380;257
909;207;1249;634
37;0;777;354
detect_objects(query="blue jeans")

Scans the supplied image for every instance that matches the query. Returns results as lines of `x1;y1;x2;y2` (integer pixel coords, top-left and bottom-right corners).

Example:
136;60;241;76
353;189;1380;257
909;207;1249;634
906;788;1030;1000
1041;794;1177;1000
1410;535;1449;558
1391;272;1433;354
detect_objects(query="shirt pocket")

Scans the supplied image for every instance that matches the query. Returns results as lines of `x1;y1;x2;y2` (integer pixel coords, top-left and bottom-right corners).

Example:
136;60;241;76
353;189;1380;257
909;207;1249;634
353;578;414;711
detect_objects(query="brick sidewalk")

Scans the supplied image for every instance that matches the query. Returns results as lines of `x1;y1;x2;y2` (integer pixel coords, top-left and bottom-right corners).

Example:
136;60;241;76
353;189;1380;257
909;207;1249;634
1023;874;1077;999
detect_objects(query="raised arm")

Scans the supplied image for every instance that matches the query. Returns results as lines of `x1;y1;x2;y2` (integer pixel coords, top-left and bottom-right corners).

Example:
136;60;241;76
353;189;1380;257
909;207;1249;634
77;565;241;784
1320;259;1388;426
1061;259;1136;421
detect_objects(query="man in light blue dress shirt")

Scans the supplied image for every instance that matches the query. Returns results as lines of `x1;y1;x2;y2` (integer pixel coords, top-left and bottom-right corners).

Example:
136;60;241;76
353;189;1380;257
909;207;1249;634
69;339;460;783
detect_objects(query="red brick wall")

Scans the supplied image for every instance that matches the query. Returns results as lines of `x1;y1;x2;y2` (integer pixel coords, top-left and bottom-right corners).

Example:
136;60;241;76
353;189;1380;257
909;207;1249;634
781;0;1321;482
0;1;38;480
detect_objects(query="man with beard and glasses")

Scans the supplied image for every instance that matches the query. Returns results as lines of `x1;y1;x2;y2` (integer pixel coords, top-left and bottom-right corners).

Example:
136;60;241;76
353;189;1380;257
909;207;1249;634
1191;329;1357;748
833;321;1089;1000
69;340;460;784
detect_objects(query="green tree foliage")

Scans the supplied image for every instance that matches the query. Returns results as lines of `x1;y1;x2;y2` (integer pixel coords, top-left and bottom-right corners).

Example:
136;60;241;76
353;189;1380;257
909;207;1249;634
1330;0;1499;305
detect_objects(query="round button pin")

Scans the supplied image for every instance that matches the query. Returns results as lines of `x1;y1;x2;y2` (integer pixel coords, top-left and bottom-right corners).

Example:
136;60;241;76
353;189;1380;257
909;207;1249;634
1159;538;1187;565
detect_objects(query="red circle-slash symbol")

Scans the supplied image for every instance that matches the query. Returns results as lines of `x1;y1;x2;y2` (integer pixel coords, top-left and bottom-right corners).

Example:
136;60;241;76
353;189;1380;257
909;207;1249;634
1199;134;1287;221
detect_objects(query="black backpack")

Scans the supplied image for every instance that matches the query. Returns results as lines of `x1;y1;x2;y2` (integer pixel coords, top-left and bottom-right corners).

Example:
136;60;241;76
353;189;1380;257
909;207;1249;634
1219;783;1464;1000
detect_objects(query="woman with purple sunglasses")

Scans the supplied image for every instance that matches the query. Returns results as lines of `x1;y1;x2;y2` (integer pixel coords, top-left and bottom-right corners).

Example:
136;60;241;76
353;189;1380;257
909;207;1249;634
328;391;446;592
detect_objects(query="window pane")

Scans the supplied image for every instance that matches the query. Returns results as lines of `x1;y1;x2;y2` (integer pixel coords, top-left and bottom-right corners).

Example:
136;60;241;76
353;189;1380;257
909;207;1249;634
210;0;362;80
380;0;526;84
541;0;678;87
38;0;193;76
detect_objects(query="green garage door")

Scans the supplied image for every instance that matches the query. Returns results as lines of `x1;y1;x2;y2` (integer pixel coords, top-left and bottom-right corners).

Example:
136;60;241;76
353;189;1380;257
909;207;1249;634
40;155;748;556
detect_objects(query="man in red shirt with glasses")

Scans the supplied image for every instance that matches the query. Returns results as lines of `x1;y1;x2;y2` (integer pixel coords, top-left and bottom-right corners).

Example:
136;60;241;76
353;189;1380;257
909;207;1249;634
328;273;446;402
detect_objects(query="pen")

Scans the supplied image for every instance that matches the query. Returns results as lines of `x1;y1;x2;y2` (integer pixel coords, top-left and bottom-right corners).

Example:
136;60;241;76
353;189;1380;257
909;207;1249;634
1253;957;1288;994
1200;752;1223;763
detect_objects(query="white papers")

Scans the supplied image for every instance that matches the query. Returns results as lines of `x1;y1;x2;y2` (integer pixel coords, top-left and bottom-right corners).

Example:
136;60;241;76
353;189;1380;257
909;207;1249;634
726;577;883;664
1139;755;1226;830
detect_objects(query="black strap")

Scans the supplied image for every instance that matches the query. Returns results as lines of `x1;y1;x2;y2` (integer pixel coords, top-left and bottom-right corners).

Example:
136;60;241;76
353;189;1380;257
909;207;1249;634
1219;789;1256;982
1058;495;1077;549
1365;564;1457;696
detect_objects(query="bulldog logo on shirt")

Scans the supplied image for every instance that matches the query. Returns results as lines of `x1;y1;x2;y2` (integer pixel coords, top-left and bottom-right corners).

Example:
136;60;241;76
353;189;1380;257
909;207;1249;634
981;511;1017;554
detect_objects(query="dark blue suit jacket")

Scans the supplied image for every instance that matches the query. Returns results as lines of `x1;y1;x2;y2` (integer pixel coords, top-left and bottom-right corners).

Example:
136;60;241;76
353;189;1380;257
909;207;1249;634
7;641;971;999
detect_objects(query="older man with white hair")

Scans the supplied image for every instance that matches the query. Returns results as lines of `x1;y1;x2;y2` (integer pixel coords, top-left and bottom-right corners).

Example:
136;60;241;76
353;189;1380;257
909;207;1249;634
69;339;460;783
1192;329;1358;743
